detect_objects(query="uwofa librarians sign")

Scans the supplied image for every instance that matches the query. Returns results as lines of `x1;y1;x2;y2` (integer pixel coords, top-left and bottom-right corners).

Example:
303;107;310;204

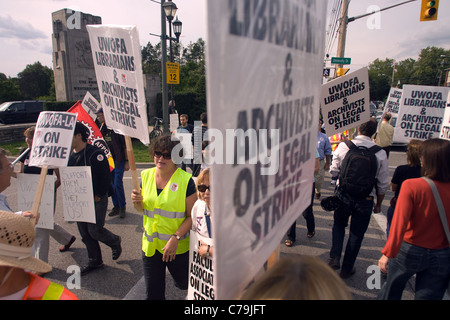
207;0;326;299
394;85;449;144
87;25;149;145
321;67;370;137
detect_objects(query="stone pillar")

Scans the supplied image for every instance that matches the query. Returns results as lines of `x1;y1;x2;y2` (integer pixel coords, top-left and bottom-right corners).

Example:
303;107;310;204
52;9;101;102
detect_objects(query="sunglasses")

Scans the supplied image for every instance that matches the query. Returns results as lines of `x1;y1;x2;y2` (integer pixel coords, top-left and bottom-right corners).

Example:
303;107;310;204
154;151;172;159
197;184;211;192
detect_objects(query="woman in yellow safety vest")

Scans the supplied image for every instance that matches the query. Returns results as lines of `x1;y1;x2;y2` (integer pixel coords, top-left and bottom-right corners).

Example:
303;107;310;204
131;135;197;300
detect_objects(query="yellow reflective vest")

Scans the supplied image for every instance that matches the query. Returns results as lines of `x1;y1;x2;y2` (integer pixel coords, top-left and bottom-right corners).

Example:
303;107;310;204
141;167;191;257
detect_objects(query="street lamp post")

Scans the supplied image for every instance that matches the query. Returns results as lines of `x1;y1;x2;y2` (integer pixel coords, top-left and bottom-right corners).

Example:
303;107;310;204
160;0;182;133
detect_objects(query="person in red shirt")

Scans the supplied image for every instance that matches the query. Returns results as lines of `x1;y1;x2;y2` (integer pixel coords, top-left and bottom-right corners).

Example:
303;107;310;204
378;138;450;300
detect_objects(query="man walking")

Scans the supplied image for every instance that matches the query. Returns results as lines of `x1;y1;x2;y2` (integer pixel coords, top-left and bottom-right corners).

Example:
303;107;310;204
69;122;122;275
328;119;389;278
96;109;129;218
315;119;332;199
375;112;394;158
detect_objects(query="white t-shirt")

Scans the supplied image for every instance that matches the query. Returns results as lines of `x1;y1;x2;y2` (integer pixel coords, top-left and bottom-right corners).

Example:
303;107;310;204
191;199;212;239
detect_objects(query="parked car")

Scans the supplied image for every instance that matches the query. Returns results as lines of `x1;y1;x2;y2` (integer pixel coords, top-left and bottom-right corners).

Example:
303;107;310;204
370;101;378;117
0;101;43;124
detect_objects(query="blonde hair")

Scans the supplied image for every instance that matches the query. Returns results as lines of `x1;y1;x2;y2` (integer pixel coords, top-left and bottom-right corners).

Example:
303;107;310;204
196;168;210;200
240;255;352;300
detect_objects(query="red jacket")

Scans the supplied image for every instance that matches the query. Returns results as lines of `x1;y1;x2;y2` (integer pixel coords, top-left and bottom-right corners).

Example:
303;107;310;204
382;178;450;258
23;272;78;300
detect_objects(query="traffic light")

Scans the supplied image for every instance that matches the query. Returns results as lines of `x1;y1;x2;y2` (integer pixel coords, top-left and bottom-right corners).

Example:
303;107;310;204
323;68;331;78
336;68;349;77
420;0;439;21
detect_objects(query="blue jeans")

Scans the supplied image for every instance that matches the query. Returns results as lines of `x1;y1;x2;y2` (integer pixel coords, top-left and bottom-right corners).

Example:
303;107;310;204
111;161;126;208
378;242;450;300
329;192;374;272
386;205;395;238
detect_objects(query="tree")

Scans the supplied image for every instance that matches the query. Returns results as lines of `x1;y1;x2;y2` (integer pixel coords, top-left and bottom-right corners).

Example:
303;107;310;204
0;73;21;103
17;62;53;100
142;42;162;74
143;38;207;121
393;58;416;88
410;46;450;86
368;46;450;102
368;58;393;101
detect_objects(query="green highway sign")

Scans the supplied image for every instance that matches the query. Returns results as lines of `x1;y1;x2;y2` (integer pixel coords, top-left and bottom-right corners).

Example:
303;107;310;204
331;57;351;65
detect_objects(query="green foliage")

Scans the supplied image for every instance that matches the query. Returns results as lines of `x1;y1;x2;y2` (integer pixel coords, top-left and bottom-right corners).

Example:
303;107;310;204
368;46;450;102
0;73;21;104
144;38;207;124
17;62;53;100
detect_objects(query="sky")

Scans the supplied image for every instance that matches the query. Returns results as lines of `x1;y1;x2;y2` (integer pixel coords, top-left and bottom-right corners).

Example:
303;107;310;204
0;0;449;78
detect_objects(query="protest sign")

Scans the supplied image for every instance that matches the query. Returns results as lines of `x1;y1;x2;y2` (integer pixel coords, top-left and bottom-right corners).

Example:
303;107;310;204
28;112;77;168
393;84;450;144
87;25;149;146
439;91;450;141
207;0;326;299
81;91;101;120
170;113;179;133
384;87;403;115
17;173;55;230
187;232;214;300
378;87;402;130
68;101;115;172
321;67;370;137
60;166;96;224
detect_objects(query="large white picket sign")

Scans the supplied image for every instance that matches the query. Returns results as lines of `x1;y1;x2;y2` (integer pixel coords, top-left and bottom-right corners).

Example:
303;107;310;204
321;67;371;137
393;85;450;144
207;0;326;299
187;232;214;300
28;112;77;168
87;25;149;145
384;87;403;116
60;166;96;224
17;173;55;230
440;92;450;141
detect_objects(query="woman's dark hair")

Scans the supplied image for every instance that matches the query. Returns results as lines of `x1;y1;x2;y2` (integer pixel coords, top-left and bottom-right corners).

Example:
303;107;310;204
406;139;422;167
149;134;181;159
421;138;450;182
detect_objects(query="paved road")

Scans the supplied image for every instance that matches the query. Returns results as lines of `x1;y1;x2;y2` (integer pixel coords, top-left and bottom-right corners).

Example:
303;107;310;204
4;149;425;300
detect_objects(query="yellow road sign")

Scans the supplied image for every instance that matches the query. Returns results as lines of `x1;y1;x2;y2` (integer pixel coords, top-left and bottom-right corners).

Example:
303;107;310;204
166;62;180;84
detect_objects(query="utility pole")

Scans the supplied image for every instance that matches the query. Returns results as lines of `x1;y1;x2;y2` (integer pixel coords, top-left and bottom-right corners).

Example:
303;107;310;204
161;0;169;134
336;0;349;71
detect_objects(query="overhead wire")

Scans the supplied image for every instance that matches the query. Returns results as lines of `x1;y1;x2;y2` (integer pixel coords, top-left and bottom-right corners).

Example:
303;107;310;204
324;0;342;59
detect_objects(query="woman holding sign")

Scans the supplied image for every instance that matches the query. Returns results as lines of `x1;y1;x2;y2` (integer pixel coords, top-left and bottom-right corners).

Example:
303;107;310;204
12;126;76;263
191;168;213;257
131;135;197;300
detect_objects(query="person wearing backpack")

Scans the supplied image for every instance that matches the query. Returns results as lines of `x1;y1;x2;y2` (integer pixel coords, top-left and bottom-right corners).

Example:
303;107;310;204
328;119;389;278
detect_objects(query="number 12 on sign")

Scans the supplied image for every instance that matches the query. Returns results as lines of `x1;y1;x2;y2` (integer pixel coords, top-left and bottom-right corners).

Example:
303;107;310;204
166;62;180;84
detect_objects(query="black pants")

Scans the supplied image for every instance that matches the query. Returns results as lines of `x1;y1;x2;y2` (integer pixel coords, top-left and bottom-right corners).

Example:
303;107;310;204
142;250;189;300
77;195;120;265
287;183;315;241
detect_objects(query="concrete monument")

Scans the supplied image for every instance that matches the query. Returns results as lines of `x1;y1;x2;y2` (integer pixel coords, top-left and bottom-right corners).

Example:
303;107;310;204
52;9;101;102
